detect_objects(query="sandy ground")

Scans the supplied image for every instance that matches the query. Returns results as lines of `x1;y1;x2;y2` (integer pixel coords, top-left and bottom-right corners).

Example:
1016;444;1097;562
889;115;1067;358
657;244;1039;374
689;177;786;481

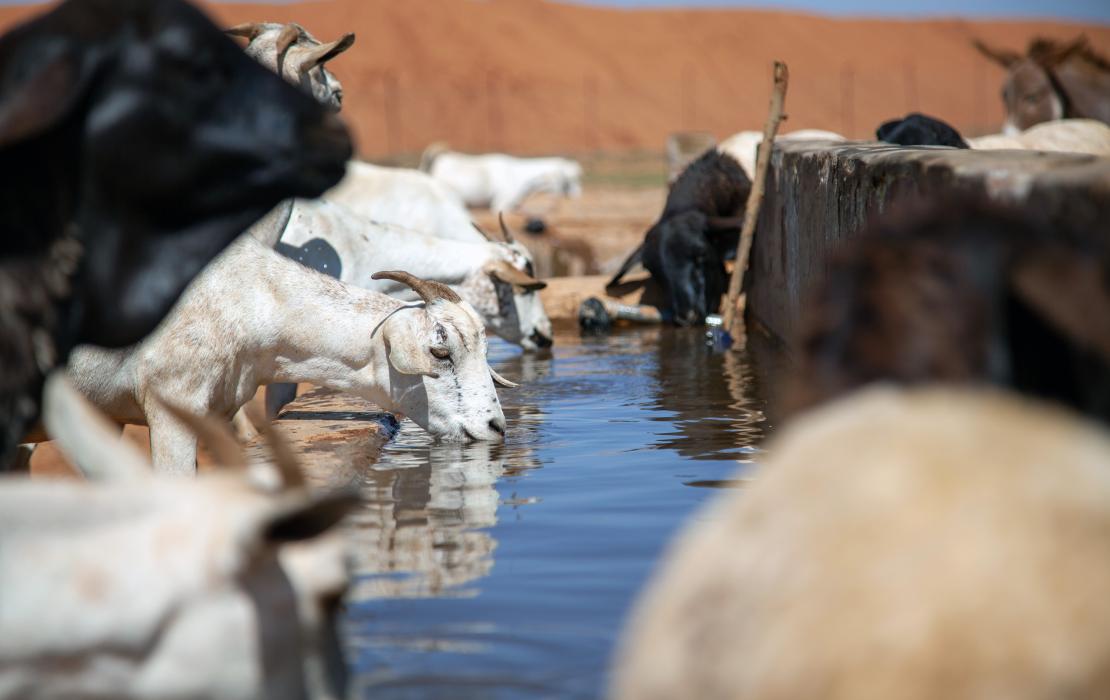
1;2;1106;156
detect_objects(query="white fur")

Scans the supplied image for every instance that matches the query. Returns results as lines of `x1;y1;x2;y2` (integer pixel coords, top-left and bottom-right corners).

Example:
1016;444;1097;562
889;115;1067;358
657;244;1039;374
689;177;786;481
719;129;847;180
425;150;583;213
0;374;351;700
614;387;1110;700
235;23;351;111
970;118;1110;156
268;198;553;350
67;236;506;475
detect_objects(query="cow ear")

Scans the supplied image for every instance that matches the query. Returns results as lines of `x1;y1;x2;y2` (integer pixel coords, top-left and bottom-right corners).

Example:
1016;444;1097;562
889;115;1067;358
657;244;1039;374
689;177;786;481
0;43;89;149
263;489;361;543
972;39;1021;68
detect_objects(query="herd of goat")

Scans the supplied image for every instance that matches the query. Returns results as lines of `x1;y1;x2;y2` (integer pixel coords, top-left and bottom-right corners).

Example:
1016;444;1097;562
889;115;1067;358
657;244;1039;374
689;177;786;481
0;0;1109;697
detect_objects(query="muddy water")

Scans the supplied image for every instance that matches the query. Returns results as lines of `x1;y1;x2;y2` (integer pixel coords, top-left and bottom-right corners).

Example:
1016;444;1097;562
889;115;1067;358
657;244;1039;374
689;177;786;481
340;325;770;699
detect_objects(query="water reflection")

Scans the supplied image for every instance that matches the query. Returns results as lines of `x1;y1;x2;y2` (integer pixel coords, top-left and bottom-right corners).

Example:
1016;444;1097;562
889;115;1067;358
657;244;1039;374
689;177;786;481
346;437;542;600
341;327;771;698
643;328;766;462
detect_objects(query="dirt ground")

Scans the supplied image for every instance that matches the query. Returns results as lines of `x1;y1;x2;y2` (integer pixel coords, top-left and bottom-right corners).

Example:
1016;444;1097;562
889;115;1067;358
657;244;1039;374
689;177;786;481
1;2;1106;157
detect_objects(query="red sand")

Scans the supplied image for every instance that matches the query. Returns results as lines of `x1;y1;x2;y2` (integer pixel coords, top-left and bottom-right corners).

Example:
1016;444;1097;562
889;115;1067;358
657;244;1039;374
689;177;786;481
1;1;1107;156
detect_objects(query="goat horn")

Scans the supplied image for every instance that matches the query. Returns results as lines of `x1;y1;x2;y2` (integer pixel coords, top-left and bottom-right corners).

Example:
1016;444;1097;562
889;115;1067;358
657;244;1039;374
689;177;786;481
275;23;302;77
259;420;306;491
472;221;497;243
498;212;517;244
152;394;248;470
225;23;267;41
487;261;547;291
372;270;462;305
490;368;518;389
42;372;150;481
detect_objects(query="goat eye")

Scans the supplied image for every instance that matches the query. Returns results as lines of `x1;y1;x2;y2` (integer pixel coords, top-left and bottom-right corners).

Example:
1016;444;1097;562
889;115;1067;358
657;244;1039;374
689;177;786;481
430;346;451;361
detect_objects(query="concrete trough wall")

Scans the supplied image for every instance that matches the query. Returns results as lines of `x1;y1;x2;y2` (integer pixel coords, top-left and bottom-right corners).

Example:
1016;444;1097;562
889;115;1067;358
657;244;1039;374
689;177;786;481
747;141;1110;349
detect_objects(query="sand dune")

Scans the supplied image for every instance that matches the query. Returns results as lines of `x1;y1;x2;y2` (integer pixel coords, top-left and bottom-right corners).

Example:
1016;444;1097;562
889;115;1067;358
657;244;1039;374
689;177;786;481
1;1;1107;156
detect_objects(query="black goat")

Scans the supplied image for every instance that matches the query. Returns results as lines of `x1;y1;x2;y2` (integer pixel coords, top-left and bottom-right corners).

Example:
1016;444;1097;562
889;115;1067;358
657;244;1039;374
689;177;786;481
786;198;1110;423
877;112;970;148
609;149;751;326
0;0;352;465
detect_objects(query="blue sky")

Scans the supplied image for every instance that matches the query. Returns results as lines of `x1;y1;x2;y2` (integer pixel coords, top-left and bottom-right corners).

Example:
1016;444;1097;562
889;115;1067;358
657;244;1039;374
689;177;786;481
570;0;1109;23
0;0;1105;23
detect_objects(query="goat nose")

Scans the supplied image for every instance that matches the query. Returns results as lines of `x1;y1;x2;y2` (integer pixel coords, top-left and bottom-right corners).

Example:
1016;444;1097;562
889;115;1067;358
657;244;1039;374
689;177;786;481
531;330;554;349
489;417;506;437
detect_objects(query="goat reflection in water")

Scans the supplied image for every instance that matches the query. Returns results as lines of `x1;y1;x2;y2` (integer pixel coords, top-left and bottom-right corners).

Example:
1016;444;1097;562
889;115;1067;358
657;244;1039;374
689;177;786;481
346;440;541;600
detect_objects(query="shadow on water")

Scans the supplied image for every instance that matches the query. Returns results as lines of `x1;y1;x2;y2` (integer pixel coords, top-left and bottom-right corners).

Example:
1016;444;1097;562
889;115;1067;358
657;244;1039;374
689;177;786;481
340;325;770;699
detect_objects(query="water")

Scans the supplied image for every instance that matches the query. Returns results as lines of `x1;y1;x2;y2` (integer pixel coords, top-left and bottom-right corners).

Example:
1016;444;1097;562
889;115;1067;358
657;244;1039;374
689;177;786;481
340;325;770;699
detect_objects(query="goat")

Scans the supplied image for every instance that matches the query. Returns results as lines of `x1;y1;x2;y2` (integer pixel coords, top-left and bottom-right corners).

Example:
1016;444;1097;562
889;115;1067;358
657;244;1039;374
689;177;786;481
876;112;970;148
609;148;751;326
0;0;351;466
67;237;512;475
226;22;355;112
719;128;847;180
264;199;553;351
873;114;1110;156
0;373;356;700
420;145;583;213
974;35;1110;133
786;199;1110;424
613;386;1110;700
326;160;477;242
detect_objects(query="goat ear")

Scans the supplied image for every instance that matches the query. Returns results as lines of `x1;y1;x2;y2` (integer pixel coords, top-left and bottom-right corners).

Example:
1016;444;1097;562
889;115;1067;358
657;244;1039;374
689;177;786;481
0;45;88;149
263;488;360;543
1038;36;1088;67
1012;252;1110;362
972;39;1021;68
302;33;355;70
42;372;150;481
608;243;645;289
486;260;547;291
382;313;440;378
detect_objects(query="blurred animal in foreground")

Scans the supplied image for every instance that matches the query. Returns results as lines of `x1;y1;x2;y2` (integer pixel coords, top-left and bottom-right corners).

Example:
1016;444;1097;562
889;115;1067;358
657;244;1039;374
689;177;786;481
0;0;351;467
876;113;1110;155
67;238;510;475
609;149;751;326
787;200;1110;423
261;199;553;350
420;144;583;213
0;374;356;700
227;21;355;111
613;386;1110;700
974;35;1110;133
877;113;969;148
719;129;847;180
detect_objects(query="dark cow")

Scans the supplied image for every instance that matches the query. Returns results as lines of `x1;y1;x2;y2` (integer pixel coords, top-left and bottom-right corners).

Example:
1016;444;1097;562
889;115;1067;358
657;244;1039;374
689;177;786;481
975;36;1110;132
877;113;970;148
0;0;351;465
786;198;1110;423
609;149;751;326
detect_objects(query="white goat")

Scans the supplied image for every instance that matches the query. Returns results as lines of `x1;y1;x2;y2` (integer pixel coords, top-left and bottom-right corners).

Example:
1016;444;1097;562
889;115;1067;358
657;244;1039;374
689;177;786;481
613;387;1110;700
968;118;1110;155
227;22;354;111
267;198;554;350
0;373;355;700
326;160;478;243
67;237;511;475
421;145;583;213
719;128;847;180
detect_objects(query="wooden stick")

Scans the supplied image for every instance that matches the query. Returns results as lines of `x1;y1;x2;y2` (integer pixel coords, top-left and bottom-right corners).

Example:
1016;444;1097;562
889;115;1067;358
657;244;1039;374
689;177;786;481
722;61;790;336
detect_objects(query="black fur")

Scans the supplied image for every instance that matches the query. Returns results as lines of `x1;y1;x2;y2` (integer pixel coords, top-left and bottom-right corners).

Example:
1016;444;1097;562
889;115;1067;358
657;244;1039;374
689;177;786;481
877;113;970;149
0;0;351;465
610;149;751;325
